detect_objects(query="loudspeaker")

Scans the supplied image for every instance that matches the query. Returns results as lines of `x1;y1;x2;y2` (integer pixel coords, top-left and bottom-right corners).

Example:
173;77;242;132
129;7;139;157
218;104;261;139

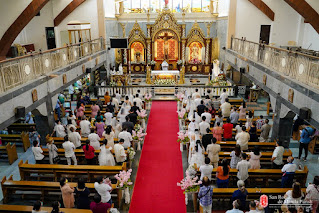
15;106;25;118
299;107;311;120
240;67;245;73
86;68;91;74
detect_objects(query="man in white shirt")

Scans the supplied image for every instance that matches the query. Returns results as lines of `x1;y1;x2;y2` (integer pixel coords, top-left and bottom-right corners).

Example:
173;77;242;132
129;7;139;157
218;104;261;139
112;94;119;112
53;120;66;137
88;129;101;150
114;139;127;164
235;126;250;151
199;116;210;136
236;153;251;181
226;200;243;213
206;138;221;168
220;98;232;117
188;119;199;133
104;109;113;126
62;136;77;165
80;117;91;137
115;90;121;102
118;127;133;148
192;88;201;100
194;97;202;107
220;89;228;104
246;200;264;213
133;94;143;109
230;107;239;126
94;176;112;203
272;141;285;169
199;157;214;180
281;156;297;188
32;141;44;164
68;127;81;148
201;108;212;124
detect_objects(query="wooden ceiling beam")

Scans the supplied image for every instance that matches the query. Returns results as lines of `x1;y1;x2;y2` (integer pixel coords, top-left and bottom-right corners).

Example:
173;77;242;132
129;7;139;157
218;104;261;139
54;0;86;27
284;0;319;34
248;0;275;21
0;0;50;60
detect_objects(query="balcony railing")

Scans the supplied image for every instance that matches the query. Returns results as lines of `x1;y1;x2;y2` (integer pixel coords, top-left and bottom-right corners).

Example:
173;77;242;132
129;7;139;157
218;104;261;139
0;38;105;94
230;37;319;90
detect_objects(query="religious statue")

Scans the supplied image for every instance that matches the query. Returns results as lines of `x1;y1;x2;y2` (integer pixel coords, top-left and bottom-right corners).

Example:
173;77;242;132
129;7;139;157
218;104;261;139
158;32;174;60
119;63;123;75
146;65;152;84
191;45;199;60
161;60;169;71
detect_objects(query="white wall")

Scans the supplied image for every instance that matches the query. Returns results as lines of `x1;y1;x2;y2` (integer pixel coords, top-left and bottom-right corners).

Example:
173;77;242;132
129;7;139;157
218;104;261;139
235;0;319;50
218;0;230;17
105;0;115;17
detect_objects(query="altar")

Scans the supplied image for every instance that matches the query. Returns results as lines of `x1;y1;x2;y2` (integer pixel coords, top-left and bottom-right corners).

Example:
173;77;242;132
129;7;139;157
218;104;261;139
151;70;179;82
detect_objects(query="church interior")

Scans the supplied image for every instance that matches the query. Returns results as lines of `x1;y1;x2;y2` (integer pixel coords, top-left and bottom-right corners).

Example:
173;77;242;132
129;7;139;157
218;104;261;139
0;0;319;212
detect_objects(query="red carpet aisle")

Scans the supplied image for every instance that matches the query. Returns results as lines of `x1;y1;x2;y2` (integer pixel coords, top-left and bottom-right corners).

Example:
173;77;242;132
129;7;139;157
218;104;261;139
129;101;186;213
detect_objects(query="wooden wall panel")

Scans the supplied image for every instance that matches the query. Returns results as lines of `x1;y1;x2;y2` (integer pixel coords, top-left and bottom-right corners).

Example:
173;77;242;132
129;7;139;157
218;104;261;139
54;0;86;27
248;0;275;21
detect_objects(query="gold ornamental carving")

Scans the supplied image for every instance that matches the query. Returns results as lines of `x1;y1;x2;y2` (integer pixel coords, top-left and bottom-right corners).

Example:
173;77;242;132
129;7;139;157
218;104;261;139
31;89;38;103
128;21;147;47
179;66;185;84
211;37;219;60
146;65;151;84
288;89;294;103
186;22;205;47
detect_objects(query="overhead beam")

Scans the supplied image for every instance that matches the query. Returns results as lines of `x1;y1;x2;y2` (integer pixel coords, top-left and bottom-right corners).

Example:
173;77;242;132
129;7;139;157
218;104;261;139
0;0;50;60
284;0;319;34
248;0;275;21
54;0;86;27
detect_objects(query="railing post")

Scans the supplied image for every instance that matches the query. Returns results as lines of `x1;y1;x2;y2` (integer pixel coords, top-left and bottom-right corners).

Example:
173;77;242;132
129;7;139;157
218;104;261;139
230;35;233;49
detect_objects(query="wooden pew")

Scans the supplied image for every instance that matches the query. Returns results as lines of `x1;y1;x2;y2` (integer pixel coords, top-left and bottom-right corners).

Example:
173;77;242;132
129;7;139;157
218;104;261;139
7;123;36;133
197;166;308;187
0;132;30;151
228;99;244;105
50;136;119;148
18;160;127;182
1;175;121;206
216;141;276;151
0;143;18;165
0;205;92;213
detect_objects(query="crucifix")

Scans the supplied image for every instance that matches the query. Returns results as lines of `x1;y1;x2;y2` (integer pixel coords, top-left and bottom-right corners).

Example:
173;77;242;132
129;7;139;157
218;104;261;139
158;32;174;60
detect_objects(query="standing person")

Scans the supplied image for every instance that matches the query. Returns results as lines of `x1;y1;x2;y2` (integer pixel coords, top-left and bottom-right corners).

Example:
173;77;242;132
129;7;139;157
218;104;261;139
239;102;247;119
90;194;111;213
122;116;134;134
76;103;85;119
298;125;315;162
104;108;113;126
198;176;213;213
66;120;76;136
25;112;34;124
95;117;105;138
94;176;112;204
212;96;221;110
208;106;216;118
248;122;258;142
96;98;104;110
212;122;223;141
284;182;304;210
29;126;41;144
68;127;81;148
201;108;212;124
214;111;223;127
104;92;111;105
91;103;100;119
128;109;138;125
112;94;119;112
207;137;221;168
305;176;319;213
99;139;115;166
62;136;77;165
133;94;143;109
281;156;297;188
192;88;201;100
232;181;248;211
118;127;133;148
204;95;212;110
202;128;214;151
236;153;251;183
197;100;206;116
230;145;242;169
220;89;228;105
117;108;127;125
230;107;240;127
226;199;244;213
220;98;231;118
248;146;262;169
235;121;243;135
46;137;58;164
75;178;90;209
52;120;66;138
216;158;230;188
199;158;214;181
272;141;285;169
60;177;75;208
88;129;101;150
256;115;265;130
67;111;77;126
32;141;45;164
188;118;199;133
51;201;61;213
80;116;91;137
199;116;210;136
83;140;95;165
235;126;250;151
260;119;271;142
114;139;126;164
102;125;115;149
32;200;47;213
223;118;233;141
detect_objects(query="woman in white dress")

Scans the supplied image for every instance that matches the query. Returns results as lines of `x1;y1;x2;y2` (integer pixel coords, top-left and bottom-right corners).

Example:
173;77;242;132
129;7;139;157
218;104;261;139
102;125;115;149
284;182;304;210
189;141;205;168
99;139;115;166
46;137;58;164
117;108;127;125
188;131;196;164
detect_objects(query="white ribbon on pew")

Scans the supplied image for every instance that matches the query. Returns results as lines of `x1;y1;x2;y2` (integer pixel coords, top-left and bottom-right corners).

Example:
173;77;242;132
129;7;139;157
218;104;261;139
137;141;141;151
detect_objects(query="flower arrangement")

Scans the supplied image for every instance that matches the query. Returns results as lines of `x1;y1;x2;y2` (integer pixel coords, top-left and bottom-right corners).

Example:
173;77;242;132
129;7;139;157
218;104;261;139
177;108;187;119
177;171;202;193
137;109;147;120
132;127;147;142
144;93;152;102
127;147;136;161
154;79;176;85
109;81;116;87
177;131;190;144
115;169;133;189
175;92;184;102
189;58;201;64
207;75;229;86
